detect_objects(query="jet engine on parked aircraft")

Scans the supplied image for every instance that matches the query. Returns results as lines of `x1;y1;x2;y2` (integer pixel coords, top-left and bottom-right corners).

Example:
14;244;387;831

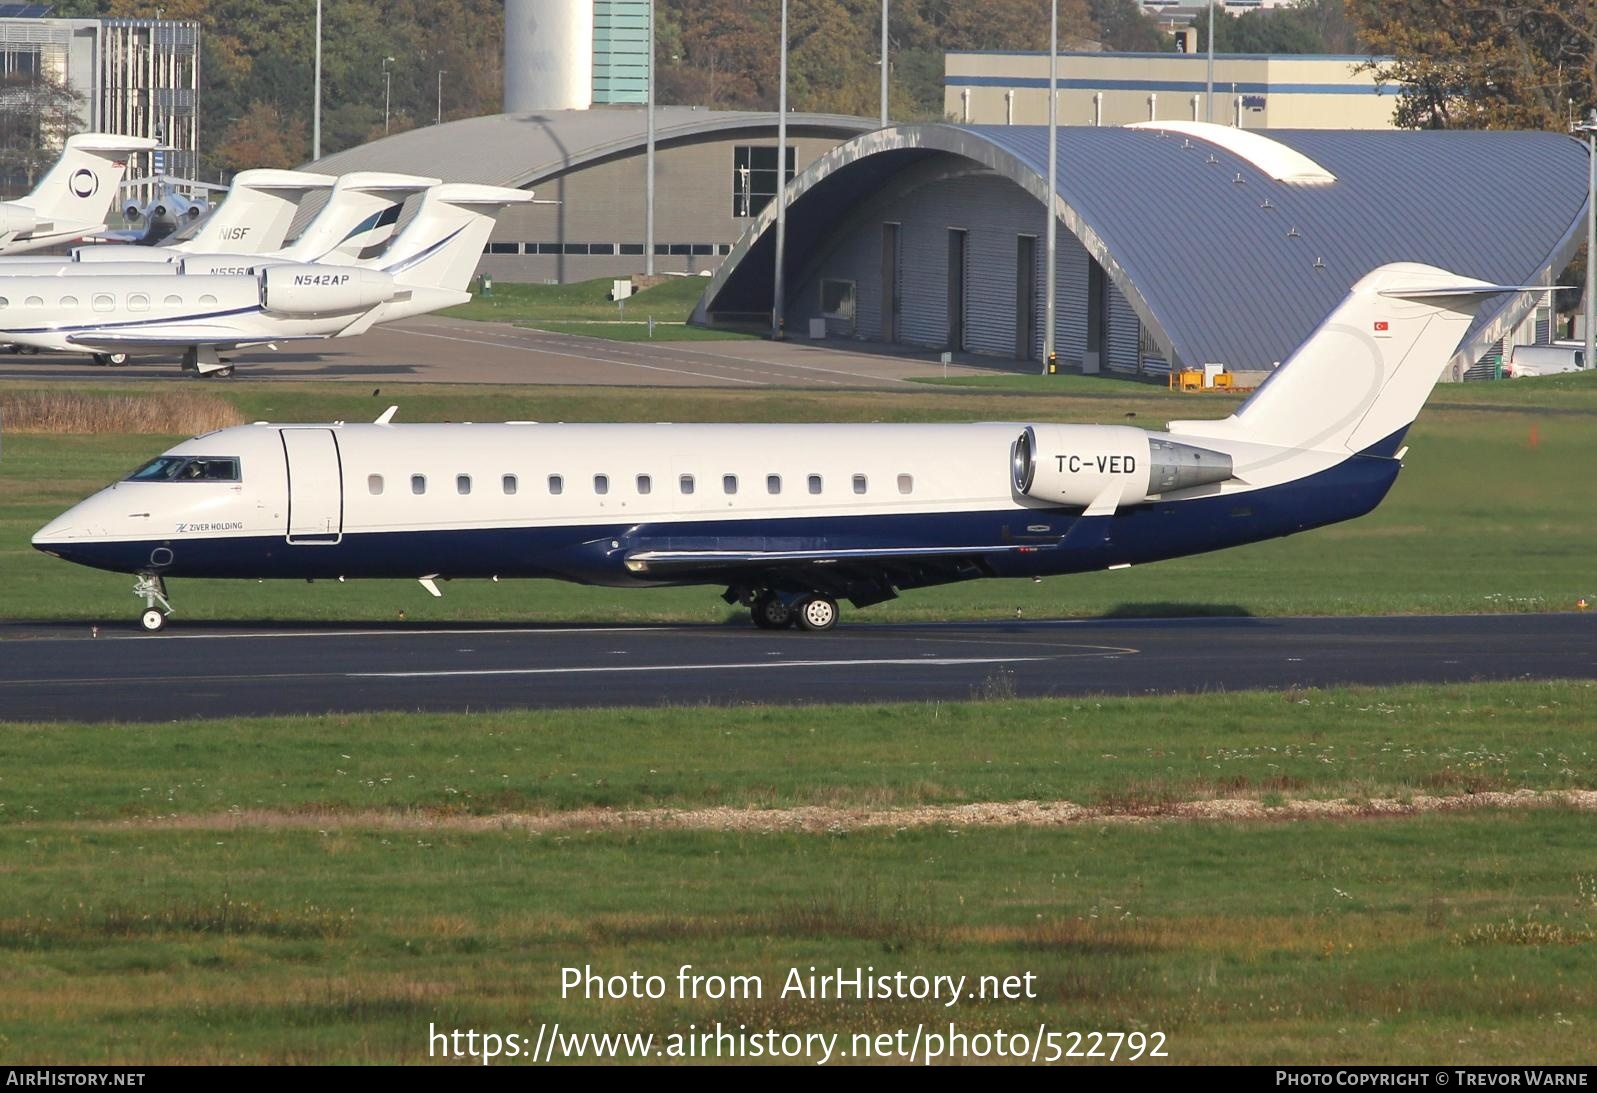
1011;424;1233;508
260;265;396;316
0;205;42;237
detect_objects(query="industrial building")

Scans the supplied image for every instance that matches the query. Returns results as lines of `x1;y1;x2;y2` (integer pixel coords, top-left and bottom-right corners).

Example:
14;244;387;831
307;108;873;283
945;50;1395;130
503;0;651;112
0;8;200;189
696;122;1586;382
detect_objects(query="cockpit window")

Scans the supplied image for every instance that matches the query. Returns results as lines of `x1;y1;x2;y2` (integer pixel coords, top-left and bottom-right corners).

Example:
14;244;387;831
125;456;241;482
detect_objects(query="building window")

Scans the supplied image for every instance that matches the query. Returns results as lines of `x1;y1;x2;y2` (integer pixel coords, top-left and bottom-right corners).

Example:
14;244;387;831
589;243;615;255
897;473;914;495
487;242;520;255
820;279;856;321
691;243;713;256
767;474;781;495
808;474;822;495
668;243;693;256
368;474;383;495
620;243;644;256
457;474;471;495
636;474;652;495
853;474;868;495
563;243;589;255
411;474;426;495
718;243;732;255
503;474;518;495
548;474;564;495
536;242;561;255
679;473;695;495
594;474;609;495
732;145;797;217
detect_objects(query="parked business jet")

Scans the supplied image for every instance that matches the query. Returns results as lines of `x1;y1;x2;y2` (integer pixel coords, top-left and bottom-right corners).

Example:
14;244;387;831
0;182;525;373
76;169;335;258
0;134;159;255
34;262;1511;633
1;171;436;274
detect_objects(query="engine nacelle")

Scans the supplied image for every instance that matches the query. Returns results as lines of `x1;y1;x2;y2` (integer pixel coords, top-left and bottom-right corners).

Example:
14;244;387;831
1011;424;1233;509
260;265;396;316
0;202;42;236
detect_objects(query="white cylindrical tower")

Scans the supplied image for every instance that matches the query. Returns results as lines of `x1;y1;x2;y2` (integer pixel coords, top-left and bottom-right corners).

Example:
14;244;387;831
504;0;594;113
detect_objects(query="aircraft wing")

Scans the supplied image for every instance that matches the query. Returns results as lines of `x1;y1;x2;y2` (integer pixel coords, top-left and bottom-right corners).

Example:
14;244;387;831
622;542;1053;602
64;332;331;351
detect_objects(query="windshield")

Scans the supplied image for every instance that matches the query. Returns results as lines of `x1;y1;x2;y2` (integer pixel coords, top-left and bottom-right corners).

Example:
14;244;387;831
125;456;241;482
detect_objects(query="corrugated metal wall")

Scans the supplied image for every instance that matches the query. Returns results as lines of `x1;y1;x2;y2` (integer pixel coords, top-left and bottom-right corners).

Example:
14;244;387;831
784;168;1161;370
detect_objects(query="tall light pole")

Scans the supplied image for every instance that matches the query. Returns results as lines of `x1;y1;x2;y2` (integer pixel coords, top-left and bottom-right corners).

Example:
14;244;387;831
382;56;395;135
1582;110;1596;376
1042;0;1057;375
1205;0;1215;123
772;0;788;340
313;0;322;159
645;0;655;276
879;0;889;128
436;69;447;125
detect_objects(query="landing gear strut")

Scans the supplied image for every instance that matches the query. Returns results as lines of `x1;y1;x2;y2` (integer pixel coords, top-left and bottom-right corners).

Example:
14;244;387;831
133;572;172;632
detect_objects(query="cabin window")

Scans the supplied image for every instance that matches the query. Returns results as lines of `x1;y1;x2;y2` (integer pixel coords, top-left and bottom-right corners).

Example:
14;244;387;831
767;474;781;495
897;473;914;495
59;296;78;308
199;294;218;306
164;295;182;306
853;474;868;495
723;474;738;495
128;293;150;312
808;474;822;495
679;474;695;495
594;474;609;495
92;294;115;312
457;474;471;495
367;474;383;495
125;456;240;482
0;297;7;309
548;474;563;495
502;474;518;495
636;474;652;495
411;474;426;495
25;296;42;307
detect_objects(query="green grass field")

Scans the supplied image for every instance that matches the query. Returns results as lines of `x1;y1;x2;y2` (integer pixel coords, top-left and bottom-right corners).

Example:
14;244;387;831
4;374;1595;626
2;683;1596;1064
435;276;746;341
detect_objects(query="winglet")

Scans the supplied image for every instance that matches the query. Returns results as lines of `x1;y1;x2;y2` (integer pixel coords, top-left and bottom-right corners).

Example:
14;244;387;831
374;405;399;425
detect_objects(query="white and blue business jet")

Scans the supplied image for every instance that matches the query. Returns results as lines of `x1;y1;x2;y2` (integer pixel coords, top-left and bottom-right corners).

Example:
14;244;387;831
34;263;1508;632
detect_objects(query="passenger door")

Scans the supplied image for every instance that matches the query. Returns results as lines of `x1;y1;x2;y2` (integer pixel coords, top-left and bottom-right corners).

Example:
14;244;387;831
280;428;344;544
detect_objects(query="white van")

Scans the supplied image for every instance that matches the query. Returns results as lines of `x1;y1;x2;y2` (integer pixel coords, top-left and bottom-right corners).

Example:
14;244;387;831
1505;343;1586;378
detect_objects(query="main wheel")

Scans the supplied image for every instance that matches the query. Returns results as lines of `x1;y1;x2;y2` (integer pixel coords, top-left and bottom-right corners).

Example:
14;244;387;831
139;608;167;633
91;353;109;366
751;593;794;630
795;595;838;632
106;352;129;367
210;366;235;378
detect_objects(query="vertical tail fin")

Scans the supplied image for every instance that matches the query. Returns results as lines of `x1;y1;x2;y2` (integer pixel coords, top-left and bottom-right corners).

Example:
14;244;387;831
277;172;440;263
1;133;157;246
381;184;533;291
1169;263;1521;456
172;169;335;254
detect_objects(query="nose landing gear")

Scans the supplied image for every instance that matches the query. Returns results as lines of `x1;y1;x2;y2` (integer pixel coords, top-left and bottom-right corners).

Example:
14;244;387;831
133;573;172;632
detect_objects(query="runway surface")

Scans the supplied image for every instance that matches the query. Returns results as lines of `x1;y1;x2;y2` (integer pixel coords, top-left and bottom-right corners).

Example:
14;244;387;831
0;613;1592;722
0;316;1005;388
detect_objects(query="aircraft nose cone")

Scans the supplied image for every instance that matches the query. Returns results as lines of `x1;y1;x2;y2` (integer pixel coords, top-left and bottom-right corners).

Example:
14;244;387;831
32;511;78;548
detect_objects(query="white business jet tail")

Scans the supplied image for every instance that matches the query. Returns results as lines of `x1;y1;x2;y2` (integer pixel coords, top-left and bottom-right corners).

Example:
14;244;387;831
280;172;441;264
0;133;159;254
170;169;336;254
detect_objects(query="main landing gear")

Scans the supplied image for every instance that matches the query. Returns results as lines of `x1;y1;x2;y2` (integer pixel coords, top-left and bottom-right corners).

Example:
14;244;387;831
91;352;130;367
133;572;172;632
745;589;839;632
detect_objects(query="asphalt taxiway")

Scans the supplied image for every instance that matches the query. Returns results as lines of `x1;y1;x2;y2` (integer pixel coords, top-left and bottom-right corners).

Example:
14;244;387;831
0;613;1592;722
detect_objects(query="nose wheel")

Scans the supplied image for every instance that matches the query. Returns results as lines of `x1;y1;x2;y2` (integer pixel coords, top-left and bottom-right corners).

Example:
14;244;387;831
133;572;172;633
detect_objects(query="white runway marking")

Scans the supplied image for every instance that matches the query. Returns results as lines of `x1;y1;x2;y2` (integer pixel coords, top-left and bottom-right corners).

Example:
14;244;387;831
352;654;1058;679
